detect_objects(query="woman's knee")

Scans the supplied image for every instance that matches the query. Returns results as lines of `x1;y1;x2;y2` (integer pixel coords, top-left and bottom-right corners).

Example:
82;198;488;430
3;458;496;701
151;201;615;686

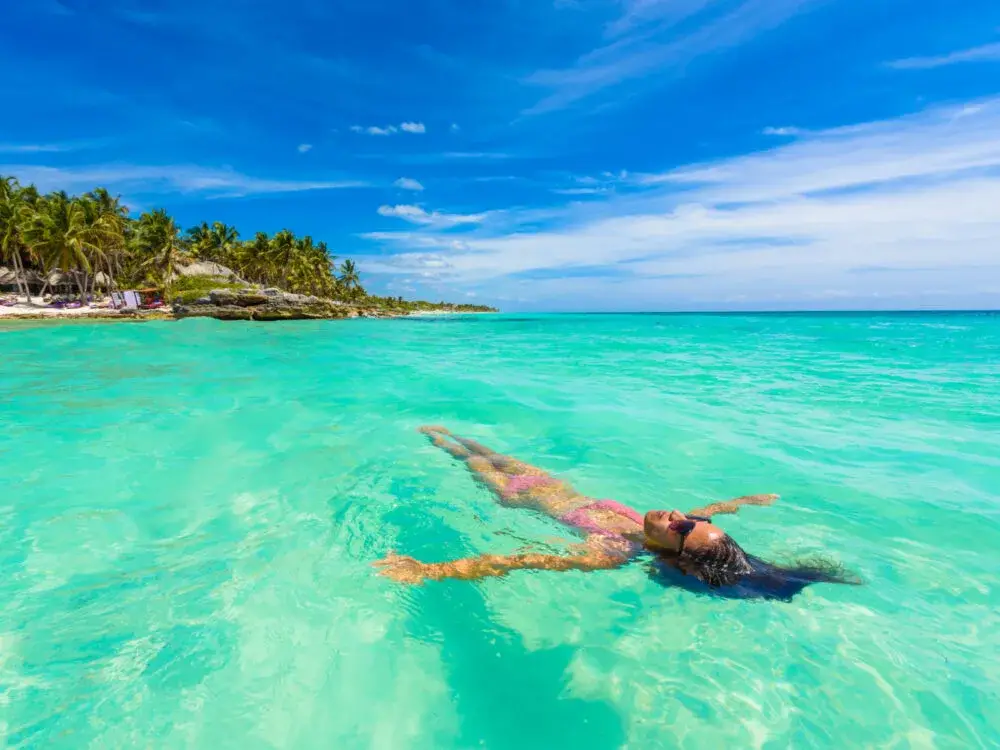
468;455;492;471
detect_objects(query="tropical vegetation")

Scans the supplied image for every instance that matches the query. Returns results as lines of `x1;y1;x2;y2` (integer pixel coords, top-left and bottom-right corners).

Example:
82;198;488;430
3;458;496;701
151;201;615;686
1;173;495;311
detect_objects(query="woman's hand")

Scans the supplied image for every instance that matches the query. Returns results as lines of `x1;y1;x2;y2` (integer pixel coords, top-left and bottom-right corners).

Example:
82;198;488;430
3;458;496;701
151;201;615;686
373;553;438;585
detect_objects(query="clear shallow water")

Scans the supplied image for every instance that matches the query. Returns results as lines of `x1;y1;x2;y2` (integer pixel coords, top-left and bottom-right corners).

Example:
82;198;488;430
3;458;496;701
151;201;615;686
2;312;999;749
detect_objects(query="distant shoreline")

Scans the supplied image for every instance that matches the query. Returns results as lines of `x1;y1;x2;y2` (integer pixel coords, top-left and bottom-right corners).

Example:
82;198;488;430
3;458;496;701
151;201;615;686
0;302;494;323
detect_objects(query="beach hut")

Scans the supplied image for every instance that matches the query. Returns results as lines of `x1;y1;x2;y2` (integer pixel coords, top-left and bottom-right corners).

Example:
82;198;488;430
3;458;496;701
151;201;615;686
20;270;45;295
45;271;76;295
0;266;16;292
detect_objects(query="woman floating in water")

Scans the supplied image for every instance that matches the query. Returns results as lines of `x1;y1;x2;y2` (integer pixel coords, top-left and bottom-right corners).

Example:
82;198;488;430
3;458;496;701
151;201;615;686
375;427;859;599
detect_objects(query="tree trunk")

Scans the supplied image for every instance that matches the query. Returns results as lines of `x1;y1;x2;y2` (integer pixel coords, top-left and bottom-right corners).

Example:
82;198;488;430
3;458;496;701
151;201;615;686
11;250;30;303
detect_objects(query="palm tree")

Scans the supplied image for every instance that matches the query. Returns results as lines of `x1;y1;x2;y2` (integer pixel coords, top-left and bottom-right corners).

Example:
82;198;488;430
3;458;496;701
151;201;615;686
187;222;212;258
210;222;239;264
22;192;112;303
0;175;34;301
135;209;186;291
187;221;239;264
1;171;389;309
338;259;361;299
238;231;271;284
84;188;128;290
268;229;297;289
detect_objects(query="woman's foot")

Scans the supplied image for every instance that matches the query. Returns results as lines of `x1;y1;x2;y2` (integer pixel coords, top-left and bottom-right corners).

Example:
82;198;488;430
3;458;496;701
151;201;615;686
418;425;451;436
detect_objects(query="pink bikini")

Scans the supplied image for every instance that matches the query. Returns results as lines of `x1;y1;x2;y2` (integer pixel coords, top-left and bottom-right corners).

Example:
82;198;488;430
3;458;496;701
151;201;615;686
502;475;644;541
561;500;645;539
502;474;556;498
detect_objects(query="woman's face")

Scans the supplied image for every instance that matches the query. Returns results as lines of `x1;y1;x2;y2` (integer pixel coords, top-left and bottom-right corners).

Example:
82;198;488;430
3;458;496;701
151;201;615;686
643;510;725;553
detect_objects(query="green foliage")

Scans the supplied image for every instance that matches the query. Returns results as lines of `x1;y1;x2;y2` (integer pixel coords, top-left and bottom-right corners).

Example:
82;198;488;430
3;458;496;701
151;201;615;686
361;294;496;313
0;171;498;313
167;275;245;305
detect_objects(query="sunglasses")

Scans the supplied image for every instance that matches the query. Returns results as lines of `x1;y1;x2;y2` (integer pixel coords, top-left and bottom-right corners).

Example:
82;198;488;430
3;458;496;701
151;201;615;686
667;515;711;553
668;514;711;534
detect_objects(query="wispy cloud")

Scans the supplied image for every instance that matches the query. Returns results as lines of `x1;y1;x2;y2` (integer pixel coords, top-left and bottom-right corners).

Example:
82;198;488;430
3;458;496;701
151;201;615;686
0;138;101;154
297;143;313;153
352;125;398;136
362;98;1000;308
551;169;630;194
393;177;425;191
450;123;461;132
442;152;510;160
0;163;367;198
889;41;1000;70
0;143;70;154
762;126;802;136
552;187;609;195
351;121;426;136
376;204;487;228
524;0;816;115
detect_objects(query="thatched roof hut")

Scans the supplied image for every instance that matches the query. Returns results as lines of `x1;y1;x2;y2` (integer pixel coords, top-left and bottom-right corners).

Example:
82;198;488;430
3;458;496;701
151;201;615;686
1;268;45;293
47;270;71;286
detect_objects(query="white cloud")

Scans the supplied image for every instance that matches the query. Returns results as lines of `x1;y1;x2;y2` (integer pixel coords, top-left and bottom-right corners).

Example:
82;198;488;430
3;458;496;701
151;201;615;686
297;143;313;153
442;152;510;160
0;143;69;154
889;42;1000;70
351;121;426;136
1;163;367;198
393;177;425;191
450;123;461;132
552;187;608;195
551;169;630;194
376;204;487;228
362;98;1000;309
762;126;802;136
524;0;815;115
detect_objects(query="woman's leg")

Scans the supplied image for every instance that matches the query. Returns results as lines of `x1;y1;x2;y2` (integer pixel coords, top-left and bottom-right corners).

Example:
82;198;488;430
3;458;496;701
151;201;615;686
420;426;546;477
420;427;512;498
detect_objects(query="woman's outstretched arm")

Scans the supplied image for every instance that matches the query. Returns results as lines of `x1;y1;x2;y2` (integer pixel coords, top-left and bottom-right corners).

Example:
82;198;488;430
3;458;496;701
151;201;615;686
374;545;628;584
687;494;779;518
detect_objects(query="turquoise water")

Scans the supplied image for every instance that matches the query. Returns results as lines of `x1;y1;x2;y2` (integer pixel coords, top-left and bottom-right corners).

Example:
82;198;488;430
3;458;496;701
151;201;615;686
2;312;999;749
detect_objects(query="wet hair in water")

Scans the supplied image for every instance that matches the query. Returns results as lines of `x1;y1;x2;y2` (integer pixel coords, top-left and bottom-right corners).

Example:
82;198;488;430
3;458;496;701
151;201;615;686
653;533;859;598
678;534;755;587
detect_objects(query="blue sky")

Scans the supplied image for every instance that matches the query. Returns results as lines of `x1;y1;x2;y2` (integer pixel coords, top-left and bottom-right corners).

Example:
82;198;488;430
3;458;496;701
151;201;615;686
2;0;999;311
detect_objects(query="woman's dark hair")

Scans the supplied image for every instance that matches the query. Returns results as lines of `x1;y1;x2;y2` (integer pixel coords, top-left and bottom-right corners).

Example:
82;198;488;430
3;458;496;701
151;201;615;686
651;533;860;599
677;533;755;587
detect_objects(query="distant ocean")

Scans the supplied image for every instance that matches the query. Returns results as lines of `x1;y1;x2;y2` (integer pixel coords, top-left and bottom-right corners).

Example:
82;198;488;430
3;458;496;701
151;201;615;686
2;312;998;748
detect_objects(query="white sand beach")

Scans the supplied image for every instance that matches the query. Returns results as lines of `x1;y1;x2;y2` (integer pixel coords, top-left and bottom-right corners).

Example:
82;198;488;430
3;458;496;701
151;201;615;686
0;297;165;319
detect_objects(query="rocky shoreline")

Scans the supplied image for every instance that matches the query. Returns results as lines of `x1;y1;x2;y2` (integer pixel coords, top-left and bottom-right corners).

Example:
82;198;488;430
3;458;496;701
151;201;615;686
172;288;396;321
2;288;416;322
